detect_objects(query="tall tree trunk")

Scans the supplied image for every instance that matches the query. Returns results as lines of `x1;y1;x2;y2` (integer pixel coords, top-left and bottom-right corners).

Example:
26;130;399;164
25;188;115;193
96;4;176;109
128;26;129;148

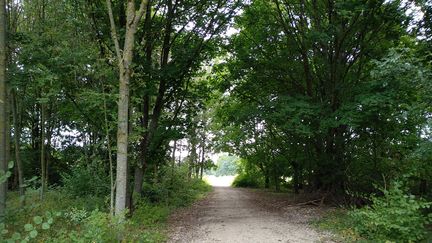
11;90;24;198
102;83;114;215
133;0;152;199
0;0;7;222
40;102;46;200
5;89;10;184
133;0;175;200
264;174;270;189
45;108;51;190
106;0;149;216
200;139;204;179
114;68;129;215
172;140;177;165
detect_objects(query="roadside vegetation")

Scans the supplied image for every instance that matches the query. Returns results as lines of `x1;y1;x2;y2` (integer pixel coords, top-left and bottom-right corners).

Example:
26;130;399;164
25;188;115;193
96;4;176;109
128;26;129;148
2;165;210;242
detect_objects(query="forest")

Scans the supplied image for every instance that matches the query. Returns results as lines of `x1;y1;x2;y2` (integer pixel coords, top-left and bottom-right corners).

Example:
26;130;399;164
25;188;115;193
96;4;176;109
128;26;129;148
0;0;431;242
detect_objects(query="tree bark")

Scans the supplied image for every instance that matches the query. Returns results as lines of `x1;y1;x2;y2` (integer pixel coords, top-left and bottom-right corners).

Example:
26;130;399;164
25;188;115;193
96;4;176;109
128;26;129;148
40;102;46;199
106;0;149;216
293;161;300;194
0;0;7;222
11;90;23;197
102;83;114;215
5;89;9;182
133;0;174;198
199;138;204;179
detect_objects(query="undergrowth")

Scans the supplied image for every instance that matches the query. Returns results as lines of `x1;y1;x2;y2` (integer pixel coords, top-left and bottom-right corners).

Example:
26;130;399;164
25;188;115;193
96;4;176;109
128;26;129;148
1;170;211;242
315;182;432;243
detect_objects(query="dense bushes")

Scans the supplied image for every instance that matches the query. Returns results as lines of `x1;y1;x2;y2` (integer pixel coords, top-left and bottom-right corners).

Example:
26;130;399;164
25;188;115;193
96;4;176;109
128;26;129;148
142;165;211;207
60;164;110;198
232;158;265;188
3;165;211;242
318;182;432;242
349;182;432;242
232;173;262;188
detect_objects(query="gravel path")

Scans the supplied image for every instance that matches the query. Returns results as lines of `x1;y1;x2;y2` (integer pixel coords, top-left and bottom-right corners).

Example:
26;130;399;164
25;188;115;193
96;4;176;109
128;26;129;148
168;187;334;243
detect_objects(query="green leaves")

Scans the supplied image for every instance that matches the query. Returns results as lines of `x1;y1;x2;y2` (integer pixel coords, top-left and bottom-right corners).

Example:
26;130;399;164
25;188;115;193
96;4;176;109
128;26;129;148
23;224;33;232
11;232;21;240
349;182;432;242
29;230;38;239
0;213;59;242
41;223;50;230
33;216;43;225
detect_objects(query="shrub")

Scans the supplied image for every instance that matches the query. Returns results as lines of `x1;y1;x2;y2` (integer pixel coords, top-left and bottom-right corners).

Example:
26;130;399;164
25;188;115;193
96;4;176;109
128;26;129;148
48;209;164;243
131;202;170;227
142;165;211;207
0;211;60;243
232;173;262;188
61;164;110;198
349;182;432;242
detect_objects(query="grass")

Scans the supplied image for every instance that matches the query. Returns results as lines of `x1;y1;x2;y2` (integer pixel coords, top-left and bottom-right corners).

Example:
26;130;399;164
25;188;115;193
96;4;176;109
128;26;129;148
314;208;363;242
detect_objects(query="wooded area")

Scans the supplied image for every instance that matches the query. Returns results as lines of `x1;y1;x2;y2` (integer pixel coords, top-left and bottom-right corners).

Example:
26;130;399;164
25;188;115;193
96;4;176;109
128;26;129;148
0;0;431;242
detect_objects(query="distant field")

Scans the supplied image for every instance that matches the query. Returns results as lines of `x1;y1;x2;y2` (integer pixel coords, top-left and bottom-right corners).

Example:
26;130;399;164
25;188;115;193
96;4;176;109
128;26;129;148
204;175;237;187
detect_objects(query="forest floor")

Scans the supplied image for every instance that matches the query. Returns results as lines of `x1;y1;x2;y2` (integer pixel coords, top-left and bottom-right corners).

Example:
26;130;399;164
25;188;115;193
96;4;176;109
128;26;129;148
167;187;336;243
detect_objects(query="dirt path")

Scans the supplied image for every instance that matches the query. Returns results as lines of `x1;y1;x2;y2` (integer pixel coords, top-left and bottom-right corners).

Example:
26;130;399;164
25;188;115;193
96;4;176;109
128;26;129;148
168;187;334;243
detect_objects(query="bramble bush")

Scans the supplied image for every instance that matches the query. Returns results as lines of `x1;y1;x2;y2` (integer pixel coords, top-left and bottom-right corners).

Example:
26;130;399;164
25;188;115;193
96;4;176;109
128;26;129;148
349;182;432;242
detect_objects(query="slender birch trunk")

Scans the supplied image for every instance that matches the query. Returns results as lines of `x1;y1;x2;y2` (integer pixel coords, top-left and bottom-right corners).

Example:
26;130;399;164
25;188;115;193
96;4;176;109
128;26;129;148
106;0;148;216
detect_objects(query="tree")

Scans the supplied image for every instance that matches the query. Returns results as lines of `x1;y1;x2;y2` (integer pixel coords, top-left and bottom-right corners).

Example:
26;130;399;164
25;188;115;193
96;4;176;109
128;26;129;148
105;0;149;216
212;0;430;196
0;0;6;222
130;0;242;203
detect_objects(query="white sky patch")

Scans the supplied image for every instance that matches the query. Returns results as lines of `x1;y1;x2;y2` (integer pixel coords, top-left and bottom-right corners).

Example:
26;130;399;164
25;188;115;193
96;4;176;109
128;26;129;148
225;27;240;37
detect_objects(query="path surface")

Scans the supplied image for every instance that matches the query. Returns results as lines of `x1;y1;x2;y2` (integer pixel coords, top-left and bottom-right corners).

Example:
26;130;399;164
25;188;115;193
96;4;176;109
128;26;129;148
168;187;334;243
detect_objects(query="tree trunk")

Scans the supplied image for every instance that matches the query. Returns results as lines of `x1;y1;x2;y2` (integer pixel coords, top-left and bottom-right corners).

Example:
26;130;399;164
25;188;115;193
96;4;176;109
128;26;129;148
102;83;114;215
172;140;177;177
0;0;7;222
200;139;204;179
5;89;10;185
292;161;300;194
11;90;24;197
106;0;149;216
264;174;270;189
45;107;51;190
40;102;46;200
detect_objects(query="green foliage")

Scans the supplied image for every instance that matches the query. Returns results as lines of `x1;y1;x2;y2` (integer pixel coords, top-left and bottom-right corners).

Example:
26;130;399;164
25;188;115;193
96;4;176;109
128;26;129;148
143;165;211;207
349;182;432;242
131;203;170;227
208;155;239;176
4;169;210;242
232;173;262;188
0;161;14;184
1;210;58;243
60;163;110;198
3;0;432;242
231;158;265;188
63;208;89;225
